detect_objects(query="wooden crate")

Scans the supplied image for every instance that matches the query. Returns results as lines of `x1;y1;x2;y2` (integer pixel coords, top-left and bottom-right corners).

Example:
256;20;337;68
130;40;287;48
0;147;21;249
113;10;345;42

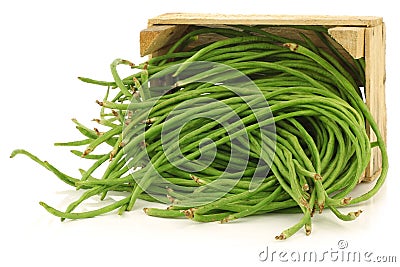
140;13;386;182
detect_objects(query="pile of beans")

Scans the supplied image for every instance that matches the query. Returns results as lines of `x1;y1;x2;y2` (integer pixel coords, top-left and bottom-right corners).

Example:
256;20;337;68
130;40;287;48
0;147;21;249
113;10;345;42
11;25;387;239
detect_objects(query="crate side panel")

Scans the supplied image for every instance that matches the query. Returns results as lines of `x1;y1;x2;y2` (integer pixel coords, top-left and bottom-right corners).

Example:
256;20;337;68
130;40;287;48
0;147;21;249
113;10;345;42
328;27;365;59
140;25;189;57
364;23;386;181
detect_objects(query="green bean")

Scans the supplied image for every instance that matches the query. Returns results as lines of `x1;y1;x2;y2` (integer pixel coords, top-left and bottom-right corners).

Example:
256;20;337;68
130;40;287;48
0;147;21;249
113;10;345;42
70;150;107;159
110;58;134;98
61;186;107;221
143;208;185;218
78;76;116;87
39;197;130;219
174;36;286;75
222;186;283;222
54;139;92;146
79;154;109;182
82;126;122;157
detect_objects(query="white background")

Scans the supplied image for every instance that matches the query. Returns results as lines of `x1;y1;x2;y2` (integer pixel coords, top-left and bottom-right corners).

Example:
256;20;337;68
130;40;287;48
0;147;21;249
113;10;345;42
1;1;399;266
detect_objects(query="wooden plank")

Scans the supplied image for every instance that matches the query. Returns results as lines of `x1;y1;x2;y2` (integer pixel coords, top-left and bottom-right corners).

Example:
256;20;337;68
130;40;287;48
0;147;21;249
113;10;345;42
149;13;382;27
328;27;365;59
140;25;189;56
364;23;386;181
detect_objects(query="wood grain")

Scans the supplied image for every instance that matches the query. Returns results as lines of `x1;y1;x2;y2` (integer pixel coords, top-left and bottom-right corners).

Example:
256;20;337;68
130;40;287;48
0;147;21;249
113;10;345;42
140;25;188;56
364;23;386;181
328;27;365;59
149;13;382;27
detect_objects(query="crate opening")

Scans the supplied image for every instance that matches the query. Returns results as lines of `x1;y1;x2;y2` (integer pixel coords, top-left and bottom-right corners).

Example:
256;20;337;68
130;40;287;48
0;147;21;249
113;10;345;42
141;24;366;88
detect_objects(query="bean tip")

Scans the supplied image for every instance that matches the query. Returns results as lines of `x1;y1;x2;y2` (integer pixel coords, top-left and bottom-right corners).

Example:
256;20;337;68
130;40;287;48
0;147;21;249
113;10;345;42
82;148;91;157
305;224;312;236
341;197;352;205
313;173;322;181
120;59;135;67
109;150;117;161
220;217;230;224
346;212;358;220
283;43;299;51
311;207;316;217
183;208;196;219
302;184;309;191
166;194;176;204
275;233;286;240
10;149;28;158
9;150;18;158
140;141;148;148
111;110;119;117
93;128;102;136
190;174;201;184
318;204;324;214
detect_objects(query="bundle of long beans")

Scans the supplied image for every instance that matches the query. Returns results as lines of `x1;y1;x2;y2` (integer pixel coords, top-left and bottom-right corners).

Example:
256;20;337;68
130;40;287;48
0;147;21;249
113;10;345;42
11;25;387;239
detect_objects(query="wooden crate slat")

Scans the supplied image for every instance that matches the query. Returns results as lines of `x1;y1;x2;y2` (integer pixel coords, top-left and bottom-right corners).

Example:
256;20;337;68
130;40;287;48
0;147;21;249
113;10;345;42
140;25;189;57
149;13;382;27
328;27;365;59
364;23;386;181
